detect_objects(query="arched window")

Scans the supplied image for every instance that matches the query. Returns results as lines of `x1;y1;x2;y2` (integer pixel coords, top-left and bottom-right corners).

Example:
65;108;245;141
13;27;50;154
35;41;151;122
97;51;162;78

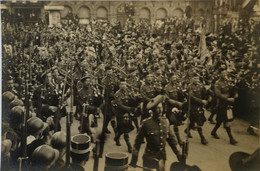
77;6;90;24
139;8;151;23
173;8;184;17
60;6;72;19
78;6;90;19
97;6;108;20
156;8;167;20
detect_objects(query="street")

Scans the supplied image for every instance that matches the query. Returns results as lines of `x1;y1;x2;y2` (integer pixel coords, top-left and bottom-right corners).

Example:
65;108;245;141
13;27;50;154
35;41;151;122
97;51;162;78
60;111;259;171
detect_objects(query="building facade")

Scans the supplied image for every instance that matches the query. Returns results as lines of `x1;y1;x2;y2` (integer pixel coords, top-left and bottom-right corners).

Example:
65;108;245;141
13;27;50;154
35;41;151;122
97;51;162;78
1;0;259;33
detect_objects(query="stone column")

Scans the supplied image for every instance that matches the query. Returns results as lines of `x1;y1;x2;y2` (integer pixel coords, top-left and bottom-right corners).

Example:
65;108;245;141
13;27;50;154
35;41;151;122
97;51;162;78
44;5;64;26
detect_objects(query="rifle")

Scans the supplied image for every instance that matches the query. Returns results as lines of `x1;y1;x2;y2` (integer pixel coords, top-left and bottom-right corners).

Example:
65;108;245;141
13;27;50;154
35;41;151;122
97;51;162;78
93;140;100;171
19;42;33;171
93;93;106;171
55;62;69;132
65;69;73;167
19;80;29;171
182;86;191;164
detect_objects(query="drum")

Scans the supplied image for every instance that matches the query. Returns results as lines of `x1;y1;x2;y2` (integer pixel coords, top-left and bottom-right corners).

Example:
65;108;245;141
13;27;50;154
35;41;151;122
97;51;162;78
105;152;128;171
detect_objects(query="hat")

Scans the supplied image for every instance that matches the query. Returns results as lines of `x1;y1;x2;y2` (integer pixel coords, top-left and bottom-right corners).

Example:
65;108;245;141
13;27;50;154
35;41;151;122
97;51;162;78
170;162;201;171
229;150;260;171
71;134;92;155
105;152;129;170
27;117;48;136
9;99;24;109
147;95;165;110
10;106;24;121
2;91;16;103
50;131;66;150
31;145;59;168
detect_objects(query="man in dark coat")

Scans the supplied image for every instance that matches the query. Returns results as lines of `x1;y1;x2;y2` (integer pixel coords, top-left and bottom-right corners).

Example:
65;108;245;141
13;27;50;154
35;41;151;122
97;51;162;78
130;95;182;171
112;81;136;152
211;71;238;145
77;75;103;140
184;76;209;145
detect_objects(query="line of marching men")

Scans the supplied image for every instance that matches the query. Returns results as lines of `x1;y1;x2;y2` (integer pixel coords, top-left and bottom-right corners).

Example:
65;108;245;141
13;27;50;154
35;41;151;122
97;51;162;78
2;61;241;171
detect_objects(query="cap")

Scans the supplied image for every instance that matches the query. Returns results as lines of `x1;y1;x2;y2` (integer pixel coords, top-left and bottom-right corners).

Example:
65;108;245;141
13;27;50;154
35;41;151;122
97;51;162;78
27;117;48;136
31;145;59;168
229;152;250;171
10;106;24;121
70;134;92;163
9;99;24;109
50;131;66;150
2;91;16;103
71;134;92;155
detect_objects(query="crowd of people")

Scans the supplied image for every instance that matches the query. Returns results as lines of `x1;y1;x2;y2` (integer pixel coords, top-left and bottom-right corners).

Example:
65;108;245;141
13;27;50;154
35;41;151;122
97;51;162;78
2;12;260;171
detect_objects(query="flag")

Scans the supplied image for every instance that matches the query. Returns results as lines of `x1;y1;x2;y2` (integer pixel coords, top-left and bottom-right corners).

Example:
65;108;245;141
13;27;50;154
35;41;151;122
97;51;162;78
198;18;209;65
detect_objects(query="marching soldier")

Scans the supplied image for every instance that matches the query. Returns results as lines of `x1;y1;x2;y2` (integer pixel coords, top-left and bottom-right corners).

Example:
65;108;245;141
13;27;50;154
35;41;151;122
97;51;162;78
78;75;103;140
130;95;182;171
140;74;161;121
101;66;119;134
126;71;142;131
32;71;59;126
211;70;239;145
164;74;186;146
184;76;209;145
113;81;136;152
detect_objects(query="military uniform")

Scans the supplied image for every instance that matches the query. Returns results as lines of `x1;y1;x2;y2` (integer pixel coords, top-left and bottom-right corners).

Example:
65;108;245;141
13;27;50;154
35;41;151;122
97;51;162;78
164;83;186;146
126;73;142;131
32;79;60;131
101;73;119;133
164;84;185;126
185;79;208;145
32;82;59;116
131;116;181;171
140;83;159;120
211;75;238;145
113;87;135;152
78;86;103;135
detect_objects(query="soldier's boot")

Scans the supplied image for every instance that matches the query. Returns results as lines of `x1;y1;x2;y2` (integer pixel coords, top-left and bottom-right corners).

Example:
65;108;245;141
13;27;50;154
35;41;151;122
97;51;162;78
171;144;182;162
208;113;216;124
225;127;238;145
198;127;208;145
124;134;132;153
132;117;139;132
211;122;221;139
174;126;183;146
184;128;192;138
111;120;117;136
114;132;121;146
104;119;111;134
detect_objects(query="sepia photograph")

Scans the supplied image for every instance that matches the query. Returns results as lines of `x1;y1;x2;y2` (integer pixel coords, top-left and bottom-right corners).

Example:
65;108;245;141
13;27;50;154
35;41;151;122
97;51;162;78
1;0;259;171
